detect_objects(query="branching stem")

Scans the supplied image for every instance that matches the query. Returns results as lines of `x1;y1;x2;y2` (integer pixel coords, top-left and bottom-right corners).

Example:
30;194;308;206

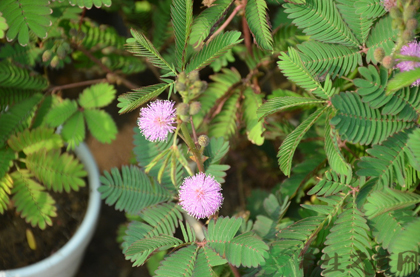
180;122;204;172
49;78;107;94
208;4;245;42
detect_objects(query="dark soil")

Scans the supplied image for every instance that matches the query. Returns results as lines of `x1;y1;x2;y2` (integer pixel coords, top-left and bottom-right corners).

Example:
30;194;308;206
0;185;89;270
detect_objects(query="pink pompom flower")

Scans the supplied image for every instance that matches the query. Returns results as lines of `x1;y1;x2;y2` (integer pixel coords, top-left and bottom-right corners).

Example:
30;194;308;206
395;41;420;87
178;173;223;219
381;0;397;11
138;100;176;142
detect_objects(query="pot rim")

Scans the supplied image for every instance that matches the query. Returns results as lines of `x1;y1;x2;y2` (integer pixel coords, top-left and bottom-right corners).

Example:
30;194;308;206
1;142;101;275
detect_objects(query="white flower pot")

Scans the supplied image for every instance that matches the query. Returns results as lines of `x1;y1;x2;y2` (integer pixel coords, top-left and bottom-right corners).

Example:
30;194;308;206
0;143;101;277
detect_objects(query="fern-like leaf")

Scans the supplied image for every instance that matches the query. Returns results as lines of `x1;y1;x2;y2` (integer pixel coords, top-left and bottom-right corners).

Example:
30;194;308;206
0;93;42;148
83;109;117;144
11;170;56;229
388;218;420;276
171;0;193;69
99;165;173;214
68;0;112;9
0;174;13;214
321;201;374;276
203;137;230;184
208;92;240;140
278;106;328;177
117;82;172;114
0;43;42;66
325;112;352;177
406;128;420;172
126;29;176;74
365;16;398;64
357;130;412;188
44;99;78;127
308;170;351;196
0;147;15;180
152;0;172;50
355;0;386;19
123;203;183;266
243;88;265;145
186;31;243;73
25;149;87;192
206;216;243;255
245;0;273;51
330;92;415;145
8;127;63;155
0;61;48;90
363;187;420;219
278;48;331;99
0;0;52;46
298;41;362;78
386;67;420;94
284;0;360;47
126;234;183;256
155;245;197;277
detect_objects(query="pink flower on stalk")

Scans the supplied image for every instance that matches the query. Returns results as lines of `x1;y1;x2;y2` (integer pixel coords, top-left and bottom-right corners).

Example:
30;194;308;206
381;0;397;11
179;173;223;219
395;41;420;86
138;100;176;142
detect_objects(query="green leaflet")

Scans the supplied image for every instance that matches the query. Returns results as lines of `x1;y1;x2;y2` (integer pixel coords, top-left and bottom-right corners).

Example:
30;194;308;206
61;110;85;150
84;109;117;144
78;83;116;109
8;127;63;155
365;16;398;64
330;92;415;145
257;96;326;119
203;137;230;184
386;67;420;94
186;31;243;73
0;174;13;214
0;12;7;39
190;0;234;47
0;44;42;67
0;60;48;90
155;245;198;277
68;0;112;9
284;0;360;48
245;0;273;51
125;234;183;255
11;170;57;229
171;0;193;70
406;128;420;172
126;29;176;74
208;91;240;140
152;0;172;50
355;0;386;19
0;148;15;180
0;0;51;46
117;82;172;114
278;106;328;177
243;88;265;145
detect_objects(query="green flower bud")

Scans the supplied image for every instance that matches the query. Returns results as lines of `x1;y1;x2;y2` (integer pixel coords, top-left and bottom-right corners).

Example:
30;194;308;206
392;18;404;30
382;56;395;69
180;114;190;122
76;31;86;41
42;50;52;62
56;45;66;59
189;101;201;115
188;70;200;82
406;18;418;31
403;5;417;22
50;56;60;68
200;81;208;93
177;103;189;116
390;7;402;19
101;57;111;67
175;81;187;92
402;29;414;42
177;72;187;83
198;135;210;147
373;47;385;62
193;80;203;89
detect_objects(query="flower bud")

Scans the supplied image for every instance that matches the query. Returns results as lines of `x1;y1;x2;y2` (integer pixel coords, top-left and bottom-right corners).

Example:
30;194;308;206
403;5;417;22
188;70;200;82
406;18;418;31
392;18;404;30
177;72;187;83
193;80;203;89
56;45;66;59
101;57;111;67
50;56;60;68
198;135;210;147
373;47;385;62
176;103;189;116
76;31;86;41
390;7;402;19
402;29;414;42
42;50;52;62
200;81;208;93
189;101;201;115
175;81;186;92
382;56;395;69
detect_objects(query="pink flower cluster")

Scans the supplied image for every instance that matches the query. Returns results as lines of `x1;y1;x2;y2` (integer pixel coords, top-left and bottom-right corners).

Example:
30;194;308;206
138;100;176;142
395;41;420;87
381;0;397;11
178;173;223;219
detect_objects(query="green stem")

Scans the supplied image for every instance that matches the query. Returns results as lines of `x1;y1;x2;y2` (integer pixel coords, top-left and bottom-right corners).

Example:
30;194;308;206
180;122;204;173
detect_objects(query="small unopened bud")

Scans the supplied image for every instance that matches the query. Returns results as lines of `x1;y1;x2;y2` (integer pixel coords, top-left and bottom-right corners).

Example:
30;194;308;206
188;70;200;82
390;7;402;19
175;81;186;92
56;45;66;59
180;114;190;122
176;103;189;116
102;46;115;55
193;80;203;89
42;50;52;62
373;47;385;62
76;31;86;41
382;56;395;69
392;18;404;30
198;135;210;147
403;5;417;22
50;56;60;68
101;57;111;67
189;101;201;115
402;29;414;42
178;72;187;83
406;18;418;31
106;73;118;83
200;81;208;93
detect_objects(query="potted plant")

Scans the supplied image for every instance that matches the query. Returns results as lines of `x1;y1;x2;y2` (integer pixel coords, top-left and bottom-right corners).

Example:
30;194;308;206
94;0;420;276
0;0;127;275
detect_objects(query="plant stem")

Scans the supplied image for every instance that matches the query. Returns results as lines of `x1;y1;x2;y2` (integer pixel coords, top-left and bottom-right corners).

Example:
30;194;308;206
49;78;107;93
229;263;241;277
180;123;204;173
207;4;245;42
189;116;199;146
